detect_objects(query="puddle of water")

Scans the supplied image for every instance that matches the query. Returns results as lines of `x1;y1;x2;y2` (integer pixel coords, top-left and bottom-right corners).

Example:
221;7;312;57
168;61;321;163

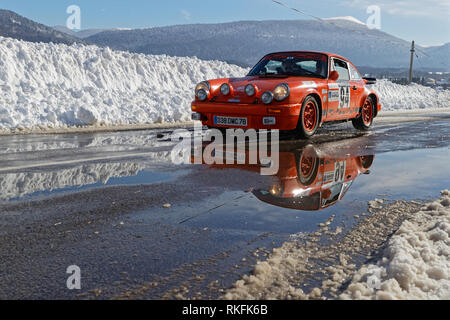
162;143;449;238
2;165;190;202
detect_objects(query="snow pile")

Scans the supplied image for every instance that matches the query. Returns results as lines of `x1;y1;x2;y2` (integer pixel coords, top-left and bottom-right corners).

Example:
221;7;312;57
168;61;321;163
372;80;450;111
341;190;450;300
0;36;247;131
0;35;448;132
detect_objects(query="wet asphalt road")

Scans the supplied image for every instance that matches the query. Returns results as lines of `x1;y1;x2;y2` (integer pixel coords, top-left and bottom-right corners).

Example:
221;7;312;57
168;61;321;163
0;116;449;299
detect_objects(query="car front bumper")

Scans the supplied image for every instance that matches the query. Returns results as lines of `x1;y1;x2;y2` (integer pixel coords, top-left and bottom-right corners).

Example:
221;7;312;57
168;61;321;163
191;102;301;130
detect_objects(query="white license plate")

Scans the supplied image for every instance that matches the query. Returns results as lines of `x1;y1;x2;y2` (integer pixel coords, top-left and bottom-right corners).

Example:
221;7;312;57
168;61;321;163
214;116;248;127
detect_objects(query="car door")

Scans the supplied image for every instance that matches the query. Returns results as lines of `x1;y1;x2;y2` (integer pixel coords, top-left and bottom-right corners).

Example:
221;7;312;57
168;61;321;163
348;63;365;117
327;58;351;120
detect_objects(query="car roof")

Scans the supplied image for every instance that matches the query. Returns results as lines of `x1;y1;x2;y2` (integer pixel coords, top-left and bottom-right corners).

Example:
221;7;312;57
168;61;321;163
265;51;349;62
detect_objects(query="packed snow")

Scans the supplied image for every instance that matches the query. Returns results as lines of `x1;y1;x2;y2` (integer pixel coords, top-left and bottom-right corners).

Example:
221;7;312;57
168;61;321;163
341;190;450;300
371;80;450;111
0;36;247;131
0;36;448;132
224;192;449;300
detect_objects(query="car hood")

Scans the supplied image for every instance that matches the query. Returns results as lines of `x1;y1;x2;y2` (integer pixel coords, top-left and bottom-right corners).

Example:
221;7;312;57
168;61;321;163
210;76;323;104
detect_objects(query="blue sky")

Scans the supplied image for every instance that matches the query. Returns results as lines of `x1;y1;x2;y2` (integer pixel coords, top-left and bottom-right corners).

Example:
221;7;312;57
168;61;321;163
0;0;448;46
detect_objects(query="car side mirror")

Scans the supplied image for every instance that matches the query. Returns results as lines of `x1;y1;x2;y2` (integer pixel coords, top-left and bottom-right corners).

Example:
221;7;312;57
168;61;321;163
329;70;339;81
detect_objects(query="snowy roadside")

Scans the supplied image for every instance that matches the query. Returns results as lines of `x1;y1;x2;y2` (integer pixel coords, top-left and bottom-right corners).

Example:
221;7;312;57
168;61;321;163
341;190;450;300
223;191;450;300
0;36;448;135
0;36;247;132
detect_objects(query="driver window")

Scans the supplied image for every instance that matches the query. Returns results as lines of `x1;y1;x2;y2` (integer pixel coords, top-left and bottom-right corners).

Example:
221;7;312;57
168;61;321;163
264;60;282;74
333;59;350;81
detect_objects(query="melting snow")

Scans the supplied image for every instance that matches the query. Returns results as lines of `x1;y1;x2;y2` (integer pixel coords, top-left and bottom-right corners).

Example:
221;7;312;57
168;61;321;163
341;190;450;300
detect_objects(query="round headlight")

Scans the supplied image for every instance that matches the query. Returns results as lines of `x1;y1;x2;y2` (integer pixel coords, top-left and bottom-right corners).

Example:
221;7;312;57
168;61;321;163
220;83;231;95
273;83;290;101
195;81;210;101
196;89;208;101
261;91;274;105
245;84;256;96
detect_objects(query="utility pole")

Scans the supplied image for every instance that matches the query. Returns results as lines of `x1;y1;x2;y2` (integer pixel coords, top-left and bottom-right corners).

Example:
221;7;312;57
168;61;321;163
409;40;415;84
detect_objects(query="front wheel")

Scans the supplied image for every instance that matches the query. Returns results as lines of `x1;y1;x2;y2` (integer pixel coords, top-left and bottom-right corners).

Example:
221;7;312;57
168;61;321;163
296;96;320;138
352;97;374;131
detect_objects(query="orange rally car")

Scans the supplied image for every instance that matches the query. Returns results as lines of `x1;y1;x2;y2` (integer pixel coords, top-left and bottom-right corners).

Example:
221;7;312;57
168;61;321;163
191;51;381;138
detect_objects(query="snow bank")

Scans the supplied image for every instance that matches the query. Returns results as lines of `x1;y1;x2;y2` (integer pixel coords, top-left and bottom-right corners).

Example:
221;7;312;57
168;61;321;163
0;35;448;132
341;190;450;300
0;36;247;131
371;80;450;111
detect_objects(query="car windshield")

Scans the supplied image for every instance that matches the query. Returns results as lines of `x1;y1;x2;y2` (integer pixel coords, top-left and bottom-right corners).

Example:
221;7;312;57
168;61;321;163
248;53;328;79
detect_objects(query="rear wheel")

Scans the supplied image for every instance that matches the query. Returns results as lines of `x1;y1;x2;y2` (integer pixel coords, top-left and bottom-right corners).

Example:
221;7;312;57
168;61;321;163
352;97;374;131
297;96;320;138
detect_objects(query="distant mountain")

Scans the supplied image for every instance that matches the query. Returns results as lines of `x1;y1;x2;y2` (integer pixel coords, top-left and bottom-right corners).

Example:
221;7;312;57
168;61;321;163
86;19;449;69
423;43;450;69
53;25;132;39
0;9;84;45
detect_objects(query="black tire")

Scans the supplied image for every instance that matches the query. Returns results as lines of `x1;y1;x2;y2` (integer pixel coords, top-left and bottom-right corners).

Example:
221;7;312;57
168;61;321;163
359;155;374;169
296;96;320;139
352;96;375;131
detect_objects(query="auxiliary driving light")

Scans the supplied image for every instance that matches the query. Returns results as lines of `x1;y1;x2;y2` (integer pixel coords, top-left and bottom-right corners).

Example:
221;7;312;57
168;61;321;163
261;91;274;104
245;84;256;96
220;83;231;95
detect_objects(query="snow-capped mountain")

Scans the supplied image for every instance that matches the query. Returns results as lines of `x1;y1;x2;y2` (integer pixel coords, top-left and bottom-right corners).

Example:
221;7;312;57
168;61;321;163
423;43;450;69
53;26;133;39
0;9;447;69
53;26;109;39
0;10;84;45
86;18;448;69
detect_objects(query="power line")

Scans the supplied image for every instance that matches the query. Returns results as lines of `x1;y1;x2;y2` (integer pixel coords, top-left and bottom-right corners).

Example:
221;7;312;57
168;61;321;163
270;0;431;59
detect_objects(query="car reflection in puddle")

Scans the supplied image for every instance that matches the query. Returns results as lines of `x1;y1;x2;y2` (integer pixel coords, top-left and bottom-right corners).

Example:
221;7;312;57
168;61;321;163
192;137;375;212
254;146;374;211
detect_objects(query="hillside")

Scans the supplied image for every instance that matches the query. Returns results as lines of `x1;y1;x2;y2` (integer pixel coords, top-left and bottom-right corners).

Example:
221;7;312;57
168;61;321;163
86;19;448;69
0;9;84;45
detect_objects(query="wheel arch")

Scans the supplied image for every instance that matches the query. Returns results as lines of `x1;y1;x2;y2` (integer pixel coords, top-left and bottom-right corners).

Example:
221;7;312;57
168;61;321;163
301;92;323;124
367;93;379;117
